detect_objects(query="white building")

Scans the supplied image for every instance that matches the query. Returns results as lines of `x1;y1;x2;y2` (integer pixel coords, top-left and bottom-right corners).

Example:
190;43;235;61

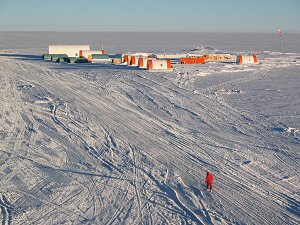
49;45;90;57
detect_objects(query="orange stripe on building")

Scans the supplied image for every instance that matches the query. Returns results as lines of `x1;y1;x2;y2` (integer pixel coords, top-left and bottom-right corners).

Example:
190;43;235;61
139;58;144;67
253;55;258;63
125;55;129;63
167;59;172;69
148;60;153;70
239;55;243;64
131;56;136;65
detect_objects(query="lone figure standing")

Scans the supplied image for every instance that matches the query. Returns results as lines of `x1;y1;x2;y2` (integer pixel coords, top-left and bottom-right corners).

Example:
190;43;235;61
205;171;214;192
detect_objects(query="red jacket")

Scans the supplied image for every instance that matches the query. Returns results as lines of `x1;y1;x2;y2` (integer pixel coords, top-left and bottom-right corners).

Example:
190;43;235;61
205;172;214;185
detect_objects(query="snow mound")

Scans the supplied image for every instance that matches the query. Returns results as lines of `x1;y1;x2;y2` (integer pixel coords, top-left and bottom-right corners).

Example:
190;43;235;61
285;127;300;135
189;46;220;54
216;89;243;95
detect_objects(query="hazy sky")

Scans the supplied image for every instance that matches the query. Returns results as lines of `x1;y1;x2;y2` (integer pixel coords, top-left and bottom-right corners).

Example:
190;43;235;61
0;0;299;33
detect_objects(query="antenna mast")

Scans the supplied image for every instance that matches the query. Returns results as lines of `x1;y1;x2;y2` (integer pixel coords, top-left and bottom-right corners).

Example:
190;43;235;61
278;29;286;54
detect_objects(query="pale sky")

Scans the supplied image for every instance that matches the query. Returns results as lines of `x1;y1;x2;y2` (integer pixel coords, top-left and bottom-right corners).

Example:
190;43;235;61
0;0;299;33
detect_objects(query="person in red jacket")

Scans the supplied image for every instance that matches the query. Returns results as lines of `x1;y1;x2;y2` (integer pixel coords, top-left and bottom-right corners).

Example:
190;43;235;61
205;171;214;192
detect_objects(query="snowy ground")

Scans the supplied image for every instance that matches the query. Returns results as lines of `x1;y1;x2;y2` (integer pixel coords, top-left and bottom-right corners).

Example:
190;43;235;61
0;32;300;224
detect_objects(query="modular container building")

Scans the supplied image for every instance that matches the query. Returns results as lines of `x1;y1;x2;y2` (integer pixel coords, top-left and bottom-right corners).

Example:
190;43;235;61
237;55;259;64
43;54;52;60
79;50;102;58
89;54;111;63
123;53;151;65
69;57;89;63
51;54;68;62
154;54;187;59
181;57;206;64
49;45;90;57
147;59;173;71
112;58;122;64
110;54;123;59
123;55;132;65
130;56;139;66
139;57;149;69
58;57;70;63
203;54;237;62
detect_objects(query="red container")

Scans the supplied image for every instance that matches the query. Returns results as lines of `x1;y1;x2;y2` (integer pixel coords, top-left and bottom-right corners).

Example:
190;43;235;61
180;57;206;64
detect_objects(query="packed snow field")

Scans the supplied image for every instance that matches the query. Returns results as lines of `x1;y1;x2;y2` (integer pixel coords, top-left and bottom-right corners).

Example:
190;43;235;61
0;32;299;224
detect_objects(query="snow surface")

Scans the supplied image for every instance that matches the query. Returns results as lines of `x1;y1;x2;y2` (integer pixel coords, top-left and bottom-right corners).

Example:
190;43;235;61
0;32;300;225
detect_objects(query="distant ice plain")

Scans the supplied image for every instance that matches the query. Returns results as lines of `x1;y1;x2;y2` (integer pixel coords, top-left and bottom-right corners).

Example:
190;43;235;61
0;32;299;225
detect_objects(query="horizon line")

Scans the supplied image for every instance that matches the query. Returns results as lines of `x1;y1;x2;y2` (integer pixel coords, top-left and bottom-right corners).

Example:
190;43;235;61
0;30;299;34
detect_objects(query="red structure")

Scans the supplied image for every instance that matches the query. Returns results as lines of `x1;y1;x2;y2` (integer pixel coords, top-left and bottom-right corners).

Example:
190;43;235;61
180;57;206;64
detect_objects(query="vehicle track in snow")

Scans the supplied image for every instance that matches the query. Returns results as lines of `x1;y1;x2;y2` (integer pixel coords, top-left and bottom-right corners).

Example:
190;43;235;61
0;194;13;225
1;53;299;224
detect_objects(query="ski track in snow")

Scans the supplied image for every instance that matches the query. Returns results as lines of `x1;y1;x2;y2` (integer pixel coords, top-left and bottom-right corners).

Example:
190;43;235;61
0;48;299;225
